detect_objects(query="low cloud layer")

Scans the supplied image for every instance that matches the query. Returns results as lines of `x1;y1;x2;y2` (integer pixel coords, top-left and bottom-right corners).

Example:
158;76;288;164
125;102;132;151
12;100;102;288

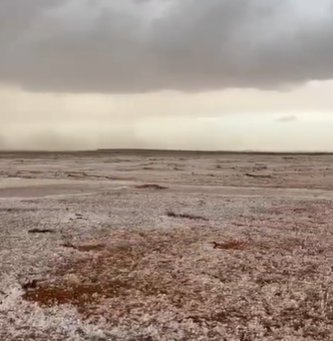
1;114;333;152
1;0;333;93
275;115;298;122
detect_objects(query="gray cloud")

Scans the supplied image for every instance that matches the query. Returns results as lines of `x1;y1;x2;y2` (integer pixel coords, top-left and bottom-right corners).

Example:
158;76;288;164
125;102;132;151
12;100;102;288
0;0;333;93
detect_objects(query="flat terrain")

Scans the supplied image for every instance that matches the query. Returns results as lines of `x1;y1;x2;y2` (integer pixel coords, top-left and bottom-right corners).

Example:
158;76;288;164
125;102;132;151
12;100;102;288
1;150;333;340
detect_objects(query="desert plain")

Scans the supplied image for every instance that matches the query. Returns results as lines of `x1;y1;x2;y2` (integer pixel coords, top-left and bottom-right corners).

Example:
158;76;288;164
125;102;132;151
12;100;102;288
1;150;333;340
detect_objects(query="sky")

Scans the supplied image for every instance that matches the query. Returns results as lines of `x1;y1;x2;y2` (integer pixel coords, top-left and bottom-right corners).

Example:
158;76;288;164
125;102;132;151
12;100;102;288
1;0;333;151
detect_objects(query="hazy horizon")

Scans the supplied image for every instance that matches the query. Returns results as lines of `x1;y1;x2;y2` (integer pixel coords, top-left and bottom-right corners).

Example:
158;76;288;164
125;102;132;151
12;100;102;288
1;1;333;152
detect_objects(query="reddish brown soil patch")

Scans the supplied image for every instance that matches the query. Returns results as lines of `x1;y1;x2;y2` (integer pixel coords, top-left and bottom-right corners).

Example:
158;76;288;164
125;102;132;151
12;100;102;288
166;210;208;221
61;241;105;252
211;239;247;250
22;241;138;313
135;184;168;190
22;230;196;318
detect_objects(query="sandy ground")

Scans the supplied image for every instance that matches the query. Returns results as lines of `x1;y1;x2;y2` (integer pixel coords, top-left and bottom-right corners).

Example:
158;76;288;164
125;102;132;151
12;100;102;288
1;151;333;340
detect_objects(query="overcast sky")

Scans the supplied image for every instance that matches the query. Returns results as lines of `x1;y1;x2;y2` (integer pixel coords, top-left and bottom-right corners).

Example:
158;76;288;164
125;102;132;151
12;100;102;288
1;0;333;151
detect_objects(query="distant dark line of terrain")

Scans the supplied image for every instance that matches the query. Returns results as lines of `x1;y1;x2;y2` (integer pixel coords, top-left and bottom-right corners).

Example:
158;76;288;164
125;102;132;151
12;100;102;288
0;149;333;158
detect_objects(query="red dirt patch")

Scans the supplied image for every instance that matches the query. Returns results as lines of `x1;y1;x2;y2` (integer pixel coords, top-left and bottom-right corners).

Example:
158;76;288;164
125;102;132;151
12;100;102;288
211;239;247;250
22;230;194;318
135;184;168;190
61;241;105;252
166;210;208;221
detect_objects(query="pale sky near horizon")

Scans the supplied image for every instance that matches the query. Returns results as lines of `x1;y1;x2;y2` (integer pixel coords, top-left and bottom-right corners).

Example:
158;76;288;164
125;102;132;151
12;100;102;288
1;0;333;151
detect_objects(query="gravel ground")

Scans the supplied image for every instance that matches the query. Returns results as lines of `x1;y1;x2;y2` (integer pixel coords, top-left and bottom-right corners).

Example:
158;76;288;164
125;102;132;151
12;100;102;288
1;151;333;340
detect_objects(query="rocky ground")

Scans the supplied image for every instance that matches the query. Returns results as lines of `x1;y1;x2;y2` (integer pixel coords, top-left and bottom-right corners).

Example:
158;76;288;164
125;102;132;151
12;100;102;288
1;151;333;340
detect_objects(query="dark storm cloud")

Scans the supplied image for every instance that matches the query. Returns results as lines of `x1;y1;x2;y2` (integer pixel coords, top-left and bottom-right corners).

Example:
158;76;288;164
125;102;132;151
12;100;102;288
0;0;333;93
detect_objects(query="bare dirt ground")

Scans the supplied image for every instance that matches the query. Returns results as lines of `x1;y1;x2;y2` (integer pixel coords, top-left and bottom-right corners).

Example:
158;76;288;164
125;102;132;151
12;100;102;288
1;150;333;340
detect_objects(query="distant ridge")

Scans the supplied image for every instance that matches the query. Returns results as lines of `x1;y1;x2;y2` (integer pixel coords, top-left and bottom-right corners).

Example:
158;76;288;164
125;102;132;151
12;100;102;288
0;148;333;157
96;148;333;155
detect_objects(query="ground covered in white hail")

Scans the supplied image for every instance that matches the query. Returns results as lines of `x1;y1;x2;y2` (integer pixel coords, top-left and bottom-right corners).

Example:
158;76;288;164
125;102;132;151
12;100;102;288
1;151;333;340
